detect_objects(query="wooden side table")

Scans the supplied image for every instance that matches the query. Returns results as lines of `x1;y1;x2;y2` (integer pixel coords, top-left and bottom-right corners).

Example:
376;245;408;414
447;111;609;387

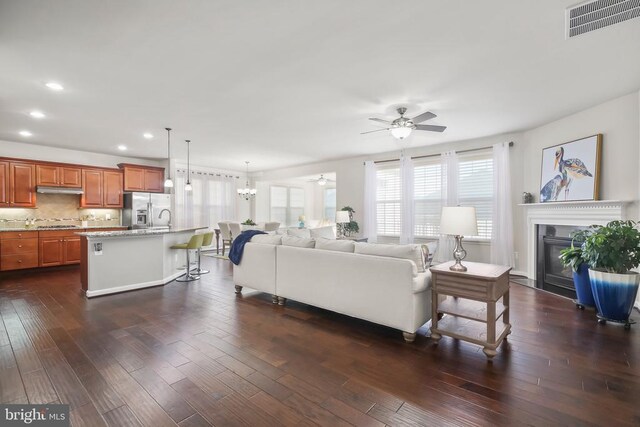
429;261;511;360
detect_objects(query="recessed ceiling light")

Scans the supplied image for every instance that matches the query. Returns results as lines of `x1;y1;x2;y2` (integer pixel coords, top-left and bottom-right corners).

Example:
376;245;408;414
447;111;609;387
117;145;127;151
19;130;33;137
45;82;64;91
143;133;153;139
30;111;46;119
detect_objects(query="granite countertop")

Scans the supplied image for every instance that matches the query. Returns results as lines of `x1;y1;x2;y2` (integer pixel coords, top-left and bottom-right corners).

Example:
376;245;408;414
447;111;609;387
78;227;207;238
0;226;128;232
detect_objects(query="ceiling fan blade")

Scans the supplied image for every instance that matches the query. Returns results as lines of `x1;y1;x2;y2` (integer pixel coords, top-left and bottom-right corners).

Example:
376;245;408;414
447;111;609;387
411;111;437;124
368;118;392;125
360;128;390;135
415;124;447;133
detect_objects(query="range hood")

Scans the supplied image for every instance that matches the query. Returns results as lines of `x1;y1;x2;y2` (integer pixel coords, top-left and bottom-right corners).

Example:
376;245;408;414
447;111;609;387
36;186;84;195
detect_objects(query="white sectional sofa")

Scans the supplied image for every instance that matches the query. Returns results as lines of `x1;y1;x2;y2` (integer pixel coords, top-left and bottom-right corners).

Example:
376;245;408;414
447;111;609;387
232;235;433;342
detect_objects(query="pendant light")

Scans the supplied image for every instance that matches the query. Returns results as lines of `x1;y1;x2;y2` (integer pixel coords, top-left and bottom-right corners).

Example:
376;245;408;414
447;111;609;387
184;140;193;192
237;161;256;200
163;127;174;188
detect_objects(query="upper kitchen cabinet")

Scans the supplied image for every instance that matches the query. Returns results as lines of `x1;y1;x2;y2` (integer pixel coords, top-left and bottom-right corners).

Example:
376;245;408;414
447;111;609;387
9;161;36;207
37;164;82;187
118;164;165;193
81;169;104;208
0;161;8;206
103;170;123;208
80;169;123;208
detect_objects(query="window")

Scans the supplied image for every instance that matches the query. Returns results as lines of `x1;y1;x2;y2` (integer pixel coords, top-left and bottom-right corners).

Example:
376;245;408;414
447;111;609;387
414;159;442;237
458;151;493;239
374;151;494;240
376;167;401;236
324;188;336;221
270;186;305;227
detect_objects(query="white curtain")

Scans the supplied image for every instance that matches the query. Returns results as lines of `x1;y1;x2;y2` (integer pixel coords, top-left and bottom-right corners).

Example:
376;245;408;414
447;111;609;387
363;161;377;243
491;142;514;266
399;155;414;244
437;151;459;262
174;169;236;229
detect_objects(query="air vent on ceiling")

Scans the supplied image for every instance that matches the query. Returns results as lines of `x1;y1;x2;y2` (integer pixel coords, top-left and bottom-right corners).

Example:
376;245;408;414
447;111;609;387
566;0;640;38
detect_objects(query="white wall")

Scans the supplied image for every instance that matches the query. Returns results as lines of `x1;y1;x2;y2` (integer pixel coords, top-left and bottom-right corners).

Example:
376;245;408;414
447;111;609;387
0;139;165;168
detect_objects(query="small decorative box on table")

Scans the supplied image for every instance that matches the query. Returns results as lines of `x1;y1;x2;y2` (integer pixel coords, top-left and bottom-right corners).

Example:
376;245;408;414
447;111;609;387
429;261;511;360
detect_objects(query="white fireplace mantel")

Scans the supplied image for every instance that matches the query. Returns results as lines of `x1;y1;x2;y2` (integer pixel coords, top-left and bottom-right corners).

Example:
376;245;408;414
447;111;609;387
520;200;633;279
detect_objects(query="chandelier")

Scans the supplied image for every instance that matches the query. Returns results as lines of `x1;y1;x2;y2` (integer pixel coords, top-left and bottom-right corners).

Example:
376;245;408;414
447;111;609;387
237;161;256;200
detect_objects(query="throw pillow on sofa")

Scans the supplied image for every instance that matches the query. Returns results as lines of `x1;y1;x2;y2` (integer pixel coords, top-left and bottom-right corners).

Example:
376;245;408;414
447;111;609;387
250;234;283;245
354;242;426;273
315;238;354;253
310;226;335;239
282;235;316;248
287;228;312;238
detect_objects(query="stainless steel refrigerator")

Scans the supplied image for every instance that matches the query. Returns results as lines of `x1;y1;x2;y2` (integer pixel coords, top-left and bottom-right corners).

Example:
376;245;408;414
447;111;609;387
123;192;172;229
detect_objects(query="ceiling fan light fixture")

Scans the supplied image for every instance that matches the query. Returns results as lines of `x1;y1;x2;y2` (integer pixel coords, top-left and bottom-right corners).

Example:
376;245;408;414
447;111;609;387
317;176;327;186
391;126;412;140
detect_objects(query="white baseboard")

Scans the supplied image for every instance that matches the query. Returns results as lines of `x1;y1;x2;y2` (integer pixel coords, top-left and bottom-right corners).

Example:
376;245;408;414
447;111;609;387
510;270;529;278
86;271;183;298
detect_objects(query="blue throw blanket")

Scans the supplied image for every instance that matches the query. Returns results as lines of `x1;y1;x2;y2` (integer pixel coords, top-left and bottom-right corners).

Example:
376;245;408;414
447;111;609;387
229;230;267;265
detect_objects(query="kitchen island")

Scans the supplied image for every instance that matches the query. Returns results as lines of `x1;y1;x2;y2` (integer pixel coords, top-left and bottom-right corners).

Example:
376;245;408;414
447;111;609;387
79;227;207;297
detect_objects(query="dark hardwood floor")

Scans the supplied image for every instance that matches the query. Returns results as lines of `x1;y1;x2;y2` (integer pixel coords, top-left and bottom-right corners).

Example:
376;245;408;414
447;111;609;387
1;258;639;426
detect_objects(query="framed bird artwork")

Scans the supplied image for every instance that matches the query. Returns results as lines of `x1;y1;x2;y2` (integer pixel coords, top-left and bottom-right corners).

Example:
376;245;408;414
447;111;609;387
539;134;602;203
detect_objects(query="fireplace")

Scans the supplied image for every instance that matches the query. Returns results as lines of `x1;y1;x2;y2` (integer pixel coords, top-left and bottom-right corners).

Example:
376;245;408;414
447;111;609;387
522;201;628;282
536;225;586;298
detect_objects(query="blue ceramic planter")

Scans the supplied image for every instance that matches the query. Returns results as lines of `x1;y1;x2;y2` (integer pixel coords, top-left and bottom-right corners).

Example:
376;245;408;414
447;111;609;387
588;269;640;322
573;263;595;308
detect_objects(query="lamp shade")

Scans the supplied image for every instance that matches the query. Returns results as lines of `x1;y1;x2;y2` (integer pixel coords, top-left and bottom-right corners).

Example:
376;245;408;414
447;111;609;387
336;211;350;224
439;206;478;236
390;126;412;140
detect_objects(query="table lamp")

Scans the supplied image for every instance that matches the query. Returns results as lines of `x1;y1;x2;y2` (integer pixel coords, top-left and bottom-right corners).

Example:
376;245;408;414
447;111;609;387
336;211;350;238
439;206;478;272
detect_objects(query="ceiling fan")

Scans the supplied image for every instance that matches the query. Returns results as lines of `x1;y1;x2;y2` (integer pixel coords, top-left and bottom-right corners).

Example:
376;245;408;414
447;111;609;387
307;174;335;186
362;107;447;140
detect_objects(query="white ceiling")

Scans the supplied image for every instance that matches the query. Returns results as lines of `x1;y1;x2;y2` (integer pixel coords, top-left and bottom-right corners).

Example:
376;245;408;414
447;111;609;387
1;1;639;171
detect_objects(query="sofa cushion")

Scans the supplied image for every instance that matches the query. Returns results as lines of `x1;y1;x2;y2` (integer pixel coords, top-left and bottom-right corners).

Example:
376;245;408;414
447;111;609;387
250;234;282;245
282;236;316;248
354;242;426;273
310;226;335;240
287;228;312;238
315;238;354;253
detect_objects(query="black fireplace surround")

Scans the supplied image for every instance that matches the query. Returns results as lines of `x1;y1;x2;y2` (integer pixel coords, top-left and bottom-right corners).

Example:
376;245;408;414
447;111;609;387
536;224;587;299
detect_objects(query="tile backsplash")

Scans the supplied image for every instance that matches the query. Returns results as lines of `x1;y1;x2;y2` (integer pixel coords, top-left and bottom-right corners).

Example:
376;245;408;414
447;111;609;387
0;194;121;229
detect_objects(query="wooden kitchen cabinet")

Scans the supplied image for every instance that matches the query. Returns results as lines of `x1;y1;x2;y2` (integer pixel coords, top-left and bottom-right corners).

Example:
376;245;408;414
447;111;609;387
37;165;82;188
103;171;123;207
0;231;39;271
119;163;165;193
39;237;64;267
63;237;81;264
39;230;82;267
81;169;104;207
0;161;8;206
9;162;36;207
144;168;164;192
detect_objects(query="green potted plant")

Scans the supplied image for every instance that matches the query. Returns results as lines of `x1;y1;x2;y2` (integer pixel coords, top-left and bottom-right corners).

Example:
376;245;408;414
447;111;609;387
580;220;640;329
338;206;359;237
559;232;596;310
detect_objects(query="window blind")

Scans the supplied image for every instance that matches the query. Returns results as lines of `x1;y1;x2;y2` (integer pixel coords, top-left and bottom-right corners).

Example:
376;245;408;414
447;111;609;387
414;159;442;237
270;186;305;227
376;166;401;236
458;150;493;239
324;188;336;221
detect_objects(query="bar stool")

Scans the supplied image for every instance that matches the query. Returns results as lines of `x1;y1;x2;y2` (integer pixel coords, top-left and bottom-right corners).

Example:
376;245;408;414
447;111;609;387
192;232;214;275
171;234;204;282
